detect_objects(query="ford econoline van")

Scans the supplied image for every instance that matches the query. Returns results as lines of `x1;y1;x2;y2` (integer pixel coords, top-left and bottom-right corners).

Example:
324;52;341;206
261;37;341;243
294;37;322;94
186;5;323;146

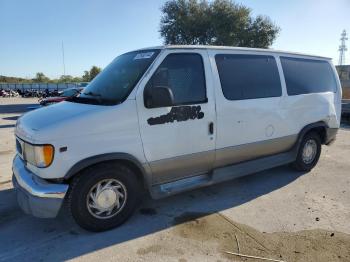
12;46;341;231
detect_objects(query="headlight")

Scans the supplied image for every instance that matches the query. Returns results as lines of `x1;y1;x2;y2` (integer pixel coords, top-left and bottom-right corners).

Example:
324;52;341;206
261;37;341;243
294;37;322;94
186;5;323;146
23;143;54;168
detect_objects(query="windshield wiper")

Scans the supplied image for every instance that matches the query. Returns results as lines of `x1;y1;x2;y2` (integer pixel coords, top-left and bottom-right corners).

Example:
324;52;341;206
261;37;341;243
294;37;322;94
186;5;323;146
81;91;103;104
67;91;117;105
83;91;101;97
67;95;103;105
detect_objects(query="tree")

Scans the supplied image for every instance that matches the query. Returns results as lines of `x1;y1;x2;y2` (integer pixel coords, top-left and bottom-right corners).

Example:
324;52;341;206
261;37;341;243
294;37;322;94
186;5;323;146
81;66;101;81
72;76;83;82
89;66;101;81
82;70;90;82
34;72;49;82
0;75;28;83
58;75;74;83
160;0;280;48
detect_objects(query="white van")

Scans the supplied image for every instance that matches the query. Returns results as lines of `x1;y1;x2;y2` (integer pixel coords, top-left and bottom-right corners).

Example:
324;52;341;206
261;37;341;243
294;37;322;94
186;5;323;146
13;46;341;231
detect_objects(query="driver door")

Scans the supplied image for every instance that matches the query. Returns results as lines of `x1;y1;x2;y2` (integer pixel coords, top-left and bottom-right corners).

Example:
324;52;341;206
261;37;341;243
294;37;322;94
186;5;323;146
136;50;216;185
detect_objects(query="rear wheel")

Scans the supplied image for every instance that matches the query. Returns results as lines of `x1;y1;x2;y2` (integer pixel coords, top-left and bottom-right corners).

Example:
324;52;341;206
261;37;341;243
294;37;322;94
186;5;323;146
292;132;321;172
68;162;140;232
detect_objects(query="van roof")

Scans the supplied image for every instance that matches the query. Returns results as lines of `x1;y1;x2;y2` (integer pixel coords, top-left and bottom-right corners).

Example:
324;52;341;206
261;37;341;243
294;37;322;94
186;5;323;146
136;45;332;60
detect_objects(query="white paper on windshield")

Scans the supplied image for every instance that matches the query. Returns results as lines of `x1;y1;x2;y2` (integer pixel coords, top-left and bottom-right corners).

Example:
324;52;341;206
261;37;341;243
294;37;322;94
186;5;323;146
134;52;154;60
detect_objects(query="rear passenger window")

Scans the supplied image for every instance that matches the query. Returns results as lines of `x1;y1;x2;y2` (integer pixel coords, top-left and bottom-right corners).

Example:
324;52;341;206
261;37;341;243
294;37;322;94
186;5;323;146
280;57;337;95
215;54;282;100
147;53;207;106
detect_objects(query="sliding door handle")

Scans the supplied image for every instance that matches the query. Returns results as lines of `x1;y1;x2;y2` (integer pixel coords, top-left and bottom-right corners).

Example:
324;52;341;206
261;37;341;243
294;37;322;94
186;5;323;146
209;122;214;135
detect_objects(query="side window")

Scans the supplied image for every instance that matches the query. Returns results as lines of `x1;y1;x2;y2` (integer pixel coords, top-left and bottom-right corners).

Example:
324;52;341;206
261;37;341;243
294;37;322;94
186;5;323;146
215;54;282;100
280;57;337;95
146;53;207;107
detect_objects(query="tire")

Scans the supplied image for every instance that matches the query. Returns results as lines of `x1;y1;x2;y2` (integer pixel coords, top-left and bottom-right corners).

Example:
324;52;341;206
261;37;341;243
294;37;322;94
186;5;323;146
292;131;321;172
68;162;141;232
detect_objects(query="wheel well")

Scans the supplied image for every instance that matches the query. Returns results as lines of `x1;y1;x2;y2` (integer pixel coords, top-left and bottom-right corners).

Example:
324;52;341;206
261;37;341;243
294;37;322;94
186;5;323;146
65;159;147;190
116;159;146;188
307;126;326;144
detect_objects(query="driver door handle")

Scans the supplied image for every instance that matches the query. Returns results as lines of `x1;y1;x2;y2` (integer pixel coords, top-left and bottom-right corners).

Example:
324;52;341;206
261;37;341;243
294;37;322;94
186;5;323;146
209;122;214;135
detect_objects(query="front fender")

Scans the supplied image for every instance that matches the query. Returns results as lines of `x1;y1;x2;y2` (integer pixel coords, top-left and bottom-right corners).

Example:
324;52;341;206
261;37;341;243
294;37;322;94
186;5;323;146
64;153;152;188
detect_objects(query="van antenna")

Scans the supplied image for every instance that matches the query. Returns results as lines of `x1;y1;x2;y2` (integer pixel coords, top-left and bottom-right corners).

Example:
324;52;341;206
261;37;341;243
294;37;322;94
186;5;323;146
62;41;66;76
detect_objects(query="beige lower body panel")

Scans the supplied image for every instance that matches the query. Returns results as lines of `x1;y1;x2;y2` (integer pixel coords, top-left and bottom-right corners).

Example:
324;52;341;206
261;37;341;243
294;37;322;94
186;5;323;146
214;135;298;168
150;150;215;184
150;135;297;185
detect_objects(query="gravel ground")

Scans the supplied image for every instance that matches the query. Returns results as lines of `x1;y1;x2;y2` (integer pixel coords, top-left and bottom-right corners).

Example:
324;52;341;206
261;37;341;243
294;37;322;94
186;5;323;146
0;98;349;262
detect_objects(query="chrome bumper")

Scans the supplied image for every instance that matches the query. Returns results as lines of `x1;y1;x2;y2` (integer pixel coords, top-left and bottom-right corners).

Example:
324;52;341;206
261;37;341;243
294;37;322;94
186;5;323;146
12;155;69;218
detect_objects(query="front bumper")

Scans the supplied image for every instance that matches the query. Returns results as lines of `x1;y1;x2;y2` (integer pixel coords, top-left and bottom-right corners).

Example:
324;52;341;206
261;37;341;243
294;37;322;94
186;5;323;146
12;155;69;218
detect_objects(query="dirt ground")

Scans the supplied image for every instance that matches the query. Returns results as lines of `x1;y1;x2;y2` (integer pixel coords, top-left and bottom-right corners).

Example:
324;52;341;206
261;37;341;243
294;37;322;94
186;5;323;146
0;98;350;262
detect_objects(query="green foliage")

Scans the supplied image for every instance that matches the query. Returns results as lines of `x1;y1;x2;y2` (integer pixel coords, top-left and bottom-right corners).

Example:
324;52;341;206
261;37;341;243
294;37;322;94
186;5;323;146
0;65;102;84
160;0;280;48
82;70;90;82
89;66;101;81
34;72;50;82
72;76;83;82
80;66;101;82
58;75;74;83
0;75;29;83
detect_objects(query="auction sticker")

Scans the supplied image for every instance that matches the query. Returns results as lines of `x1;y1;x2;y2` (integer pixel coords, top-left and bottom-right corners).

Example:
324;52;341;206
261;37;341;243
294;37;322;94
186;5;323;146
134;52;154;60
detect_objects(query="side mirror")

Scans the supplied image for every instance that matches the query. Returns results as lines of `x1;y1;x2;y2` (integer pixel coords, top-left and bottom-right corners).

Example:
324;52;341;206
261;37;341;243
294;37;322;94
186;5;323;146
144;86;174;108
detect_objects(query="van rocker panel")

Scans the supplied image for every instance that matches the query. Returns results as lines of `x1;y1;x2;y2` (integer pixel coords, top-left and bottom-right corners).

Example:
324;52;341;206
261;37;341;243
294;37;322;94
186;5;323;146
150;150;296;199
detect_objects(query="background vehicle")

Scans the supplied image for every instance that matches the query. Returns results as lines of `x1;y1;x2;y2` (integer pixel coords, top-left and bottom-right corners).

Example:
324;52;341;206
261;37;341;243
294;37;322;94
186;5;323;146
12;46;341;232
38;87;83;106
0;88;20;97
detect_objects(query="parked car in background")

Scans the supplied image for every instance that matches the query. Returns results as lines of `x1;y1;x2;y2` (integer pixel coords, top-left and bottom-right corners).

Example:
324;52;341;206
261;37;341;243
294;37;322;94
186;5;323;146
0;89;20;97
77;82;89;88
13;46;341;232
39;87;83;106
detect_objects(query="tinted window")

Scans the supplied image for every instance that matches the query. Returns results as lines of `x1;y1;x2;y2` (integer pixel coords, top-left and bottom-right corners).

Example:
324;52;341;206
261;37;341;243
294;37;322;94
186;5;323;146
147;53;207;106
215;54;282;100
280;57;337;95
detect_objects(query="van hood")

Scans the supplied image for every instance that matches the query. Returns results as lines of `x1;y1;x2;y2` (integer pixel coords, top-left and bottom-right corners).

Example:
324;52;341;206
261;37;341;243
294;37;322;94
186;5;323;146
16;101;101;142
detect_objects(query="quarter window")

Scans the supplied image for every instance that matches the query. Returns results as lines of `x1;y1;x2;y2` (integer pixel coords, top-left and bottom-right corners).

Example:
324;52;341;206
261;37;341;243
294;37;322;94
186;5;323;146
215;54;282;100
146;53;207;107
280;57;337;95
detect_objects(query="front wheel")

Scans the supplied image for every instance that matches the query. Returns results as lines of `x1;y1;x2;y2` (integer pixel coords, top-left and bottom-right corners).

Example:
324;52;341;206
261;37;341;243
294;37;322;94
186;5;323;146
68;163;141;232
292;132;321;172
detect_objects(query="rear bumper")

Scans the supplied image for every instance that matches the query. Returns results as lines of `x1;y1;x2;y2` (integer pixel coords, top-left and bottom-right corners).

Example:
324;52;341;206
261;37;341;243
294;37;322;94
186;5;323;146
325;128;338;145
12;155;69;218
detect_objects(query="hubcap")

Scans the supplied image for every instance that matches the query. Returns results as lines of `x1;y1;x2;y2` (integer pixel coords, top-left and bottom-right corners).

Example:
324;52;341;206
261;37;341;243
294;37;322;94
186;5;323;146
302;139;317;164
87;179;127;219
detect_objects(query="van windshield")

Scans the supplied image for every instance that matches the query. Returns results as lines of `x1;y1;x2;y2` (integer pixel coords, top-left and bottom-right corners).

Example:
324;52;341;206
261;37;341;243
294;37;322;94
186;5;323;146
70;49;160;105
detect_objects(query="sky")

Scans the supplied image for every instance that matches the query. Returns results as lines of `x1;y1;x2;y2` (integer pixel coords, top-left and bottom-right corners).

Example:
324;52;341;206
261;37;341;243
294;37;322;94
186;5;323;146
0;0;349;79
